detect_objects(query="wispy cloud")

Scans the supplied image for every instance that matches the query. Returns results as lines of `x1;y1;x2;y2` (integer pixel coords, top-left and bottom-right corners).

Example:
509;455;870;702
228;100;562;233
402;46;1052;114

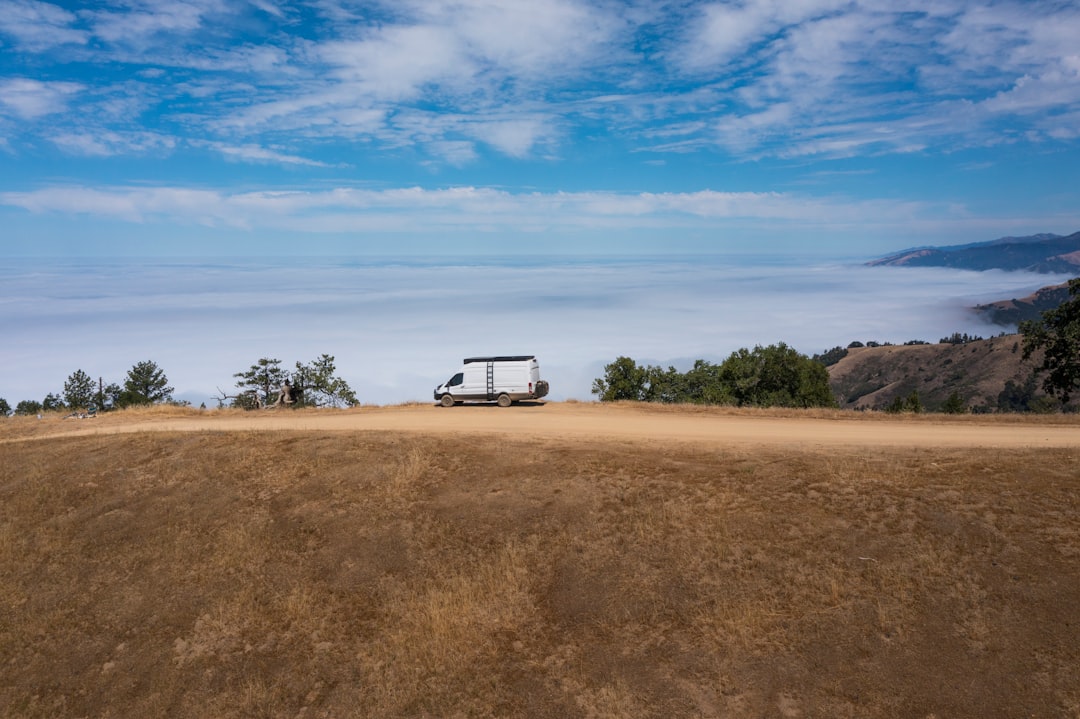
81;0;217;47
47;130;176;157
667;1;1080;158
0;0;88;50
0;78;82;119
0;184;948;234
198;141;336;167
2;0;1076;166
2;186;229;224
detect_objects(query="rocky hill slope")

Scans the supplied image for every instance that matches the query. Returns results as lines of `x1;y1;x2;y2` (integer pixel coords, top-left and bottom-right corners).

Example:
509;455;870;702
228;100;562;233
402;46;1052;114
826;335;1055;411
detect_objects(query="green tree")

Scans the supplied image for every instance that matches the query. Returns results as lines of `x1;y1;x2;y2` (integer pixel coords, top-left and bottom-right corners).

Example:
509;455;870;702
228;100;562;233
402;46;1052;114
100;382;123;410
718;343;836;408
640;364;682;404
42;393;64;411
886;389;923;413
0;398;10;417
592;356;649;401
63;369;95;410
678;360;733;405
15;399;43;415
227;355;358;409
292;354;359;408
940;390;966;414
997;376;1037;412
906;389;922;413
119;360;174;407
996;375;1059;413
233;357;287;408
1021;277;1080;403
592;345;835;408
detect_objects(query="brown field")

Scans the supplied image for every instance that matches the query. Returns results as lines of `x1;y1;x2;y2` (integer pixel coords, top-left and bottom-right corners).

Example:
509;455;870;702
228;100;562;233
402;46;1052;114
2;404;1079;717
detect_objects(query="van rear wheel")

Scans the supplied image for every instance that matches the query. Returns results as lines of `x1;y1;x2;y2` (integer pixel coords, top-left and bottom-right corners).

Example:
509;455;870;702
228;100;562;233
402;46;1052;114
497;393;512;408
440;394;455;407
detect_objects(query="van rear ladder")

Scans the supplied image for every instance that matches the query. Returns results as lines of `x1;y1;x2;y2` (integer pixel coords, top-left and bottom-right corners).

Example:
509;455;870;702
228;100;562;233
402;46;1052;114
486;361;495;400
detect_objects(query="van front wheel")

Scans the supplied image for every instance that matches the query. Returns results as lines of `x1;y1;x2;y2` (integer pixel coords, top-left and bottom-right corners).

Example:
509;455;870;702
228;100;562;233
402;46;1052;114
497;393;512;408
440;394;455;407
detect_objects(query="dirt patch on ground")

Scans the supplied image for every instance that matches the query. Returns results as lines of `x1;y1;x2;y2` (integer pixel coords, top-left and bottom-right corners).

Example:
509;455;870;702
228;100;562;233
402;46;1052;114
8;401;1080;449
2;406;1079;717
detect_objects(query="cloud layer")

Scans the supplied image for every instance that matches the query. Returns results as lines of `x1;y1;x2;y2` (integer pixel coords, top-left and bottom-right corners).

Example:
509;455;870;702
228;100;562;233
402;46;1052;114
1;257;1067;407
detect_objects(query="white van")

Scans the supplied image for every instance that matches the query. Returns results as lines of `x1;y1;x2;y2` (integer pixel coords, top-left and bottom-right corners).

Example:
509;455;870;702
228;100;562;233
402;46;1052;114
434;356;550;407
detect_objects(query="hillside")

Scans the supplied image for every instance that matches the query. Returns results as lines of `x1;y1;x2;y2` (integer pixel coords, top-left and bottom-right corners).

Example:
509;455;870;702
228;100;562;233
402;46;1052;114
867;231;1080;272
827;335;1053;411
3;409;1080;717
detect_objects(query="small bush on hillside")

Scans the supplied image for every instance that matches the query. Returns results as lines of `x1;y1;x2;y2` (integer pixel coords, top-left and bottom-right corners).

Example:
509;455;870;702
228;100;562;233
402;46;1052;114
812;346;848;367
940;391;966;414
885;390;922;414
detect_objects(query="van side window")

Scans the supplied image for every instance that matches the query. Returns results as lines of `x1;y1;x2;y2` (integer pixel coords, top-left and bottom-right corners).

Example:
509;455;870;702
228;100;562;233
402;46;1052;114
449;373;463;386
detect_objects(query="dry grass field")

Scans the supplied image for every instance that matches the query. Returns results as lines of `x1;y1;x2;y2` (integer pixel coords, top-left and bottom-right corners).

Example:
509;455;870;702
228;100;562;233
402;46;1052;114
2;405;1079;717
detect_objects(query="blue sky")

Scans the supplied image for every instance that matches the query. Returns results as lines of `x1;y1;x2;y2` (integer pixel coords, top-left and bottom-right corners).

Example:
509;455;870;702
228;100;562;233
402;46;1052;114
2;0;1079;257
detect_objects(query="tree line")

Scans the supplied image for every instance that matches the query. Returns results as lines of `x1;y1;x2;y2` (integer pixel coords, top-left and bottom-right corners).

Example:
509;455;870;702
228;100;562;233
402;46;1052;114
592;343;836;408
812;334;999;368
0;360;174;417
0;354;357;416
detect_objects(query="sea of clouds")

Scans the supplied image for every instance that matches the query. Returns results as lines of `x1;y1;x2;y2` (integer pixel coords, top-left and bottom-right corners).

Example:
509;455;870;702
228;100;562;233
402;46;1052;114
1;256;1070;408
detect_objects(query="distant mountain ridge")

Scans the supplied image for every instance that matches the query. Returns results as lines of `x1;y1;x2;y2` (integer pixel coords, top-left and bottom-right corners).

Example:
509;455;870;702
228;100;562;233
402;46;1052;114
868;231;1080;273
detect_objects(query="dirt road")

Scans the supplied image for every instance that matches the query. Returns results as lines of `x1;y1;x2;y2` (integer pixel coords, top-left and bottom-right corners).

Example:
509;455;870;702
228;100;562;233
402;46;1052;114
14;402;1080;449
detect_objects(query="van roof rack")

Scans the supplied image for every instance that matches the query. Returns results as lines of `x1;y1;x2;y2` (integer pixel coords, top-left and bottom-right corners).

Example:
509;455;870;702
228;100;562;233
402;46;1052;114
463;355;536;364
